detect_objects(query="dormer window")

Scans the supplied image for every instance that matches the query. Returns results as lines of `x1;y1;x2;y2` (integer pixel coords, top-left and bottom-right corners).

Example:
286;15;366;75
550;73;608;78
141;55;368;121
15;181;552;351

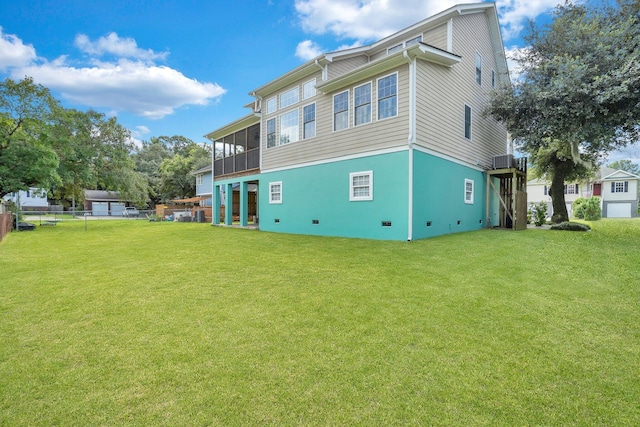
405;35;422;47
387;44;403;54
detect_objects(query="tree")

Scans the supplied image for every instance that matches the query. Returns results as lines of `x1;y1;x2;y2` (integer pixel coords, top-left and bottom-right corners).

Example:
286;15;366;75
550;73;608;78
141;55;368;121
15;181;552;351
133;138;173;206
487;0;640;222
0;77;60;198
159;141;211;200
607;159;640;175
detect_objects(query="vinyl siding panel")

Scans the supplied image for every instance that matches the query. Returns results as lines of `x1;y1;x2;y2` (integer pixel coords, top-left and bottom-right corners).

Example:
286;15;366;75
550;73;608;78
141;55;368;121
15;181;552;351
263;66;410;170
415;12;506;168
327;56;369;80
423;23;448;50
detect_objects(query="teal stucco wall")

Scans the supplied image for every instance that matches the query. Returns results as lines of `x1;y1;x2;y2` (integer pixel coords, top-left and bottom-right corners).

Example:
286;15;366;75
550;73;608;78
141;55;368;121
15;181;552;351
411;150;488;240
259;151;409;240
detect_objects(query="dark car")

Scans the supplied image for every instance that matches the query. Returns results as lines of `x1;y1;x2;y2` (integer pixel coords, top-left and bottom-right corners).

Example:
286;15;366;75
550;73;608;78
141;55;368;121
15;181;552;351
17;222;36;231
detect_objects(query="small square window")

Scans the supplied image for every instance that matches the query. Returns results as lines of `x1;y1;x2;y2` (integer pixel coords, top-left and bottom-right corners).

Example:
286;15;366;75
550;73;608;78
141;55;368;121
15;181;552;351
350;171;373;201
269;181;282;204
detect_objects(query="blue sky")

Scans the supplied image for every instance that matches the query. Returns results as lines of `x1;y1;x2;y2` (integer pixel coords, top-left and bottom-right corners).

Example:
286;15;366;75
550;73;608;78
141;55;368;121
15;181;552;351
1;0;637;163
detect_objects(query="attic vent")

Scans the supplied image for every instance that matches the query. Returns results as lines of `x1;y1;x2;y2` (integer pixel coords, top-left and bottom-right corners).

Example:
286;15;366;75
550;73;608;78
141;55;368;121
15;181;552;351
381;221;392;227
493;154;515;169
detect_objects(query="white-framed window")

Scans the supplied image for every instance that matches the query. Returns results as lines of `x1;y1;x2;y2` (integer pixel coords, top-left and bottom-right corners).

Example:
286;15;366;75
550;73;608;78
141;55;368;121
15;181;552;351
303;103;316;139
266;118;277;148
266;97;277;114
612;181;628;193
405;35;422;47
377;73;397;120
491;70;496;88
464;104;472;140
354;82;372;126
196;174;203;185
464;179;474;204
387;43;402;54
349;171;373;201
279;110;299;145
333;90;349;131
269;181;282;204
475;52;482;85
280;86;299;109
303;79;316;100
564;184;579;195
544;185;549;196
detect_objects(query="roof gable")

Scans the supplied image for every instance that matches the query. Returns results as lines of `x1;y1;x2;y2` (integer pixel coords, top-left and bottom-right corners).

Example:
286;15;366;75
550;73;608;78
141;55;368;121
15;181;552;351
601;169;640;181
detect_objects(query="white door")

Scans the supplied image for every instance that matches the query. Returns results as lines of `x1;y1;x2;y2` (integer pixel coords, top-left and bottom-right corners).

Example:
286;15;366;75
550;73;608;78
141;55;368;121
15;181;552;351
92;202;109;216
607;203;631;218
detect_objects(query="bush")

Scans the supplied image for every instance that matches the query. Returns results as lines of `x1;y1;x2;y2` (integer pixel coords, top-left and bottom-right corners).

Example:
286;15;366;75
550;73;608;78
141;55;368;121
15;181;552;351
550;221;591;231
528;201;548;226
573;198;587;219
574;197;601;221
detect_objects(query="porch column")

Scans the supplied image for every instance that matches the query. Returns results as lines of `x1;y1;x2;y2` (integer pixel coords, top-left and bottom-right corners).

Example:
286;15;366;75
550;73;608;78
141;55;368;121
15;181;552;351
213;184;221;224
239;181;248;226
225;183;233;225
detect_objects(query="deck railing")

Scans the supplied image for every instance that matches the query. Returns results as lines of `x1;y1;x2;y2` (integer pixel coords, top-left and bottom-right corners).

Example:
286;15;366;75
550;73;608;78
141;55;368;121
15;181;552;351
214;148;260;177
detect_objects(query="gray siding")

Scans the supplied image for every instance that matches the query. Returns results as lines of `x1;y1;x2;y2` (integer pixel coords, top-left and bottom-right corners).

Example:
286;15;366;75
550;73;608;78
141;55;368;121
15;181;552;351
415;12;506;168
327;56;369;80
423;23;447;50
262;67;410;170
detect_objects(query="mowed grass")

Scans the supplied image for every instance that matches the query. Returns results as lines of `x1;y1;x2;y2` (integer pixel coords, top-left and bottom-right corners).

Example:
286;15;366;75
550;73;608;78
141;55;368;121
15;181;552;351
1;219;639;426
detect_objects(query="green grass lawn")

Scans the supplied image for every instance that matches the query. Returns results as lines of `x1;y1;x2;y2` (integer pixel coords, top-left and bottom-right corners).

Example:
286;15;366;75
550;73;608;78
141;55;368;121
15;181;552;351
1;220;639;426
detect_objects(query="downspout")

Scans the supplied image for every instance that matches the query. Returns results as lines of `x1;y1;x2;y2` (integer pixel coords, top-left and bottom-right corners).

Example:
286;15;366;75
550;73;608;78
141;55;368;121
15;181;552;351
314;58;328;81
404;51;417;242
252;92;263;171
210;137;215;224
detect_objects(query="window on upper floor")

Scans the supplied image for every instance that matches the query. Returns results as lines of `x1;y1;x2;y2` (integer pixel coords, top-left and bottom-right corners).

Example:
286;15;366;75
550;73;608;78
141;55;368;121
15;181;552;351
196;174;203;185
266;97;277;114
354;82;372;126
405;35;422;47
491;70;496;88
303;79;316;100
279;110;299;145
464;179;474;204
464;104;472;140
269;181;282;204
350;171;373;201
387;43;403;54
280;86;299;109
266;118;277;148
612;181;628;193
334;90;349;131
564;184;579;195
475;52;482;85
303;103;316;139
377;73;397;120
544;185;549;195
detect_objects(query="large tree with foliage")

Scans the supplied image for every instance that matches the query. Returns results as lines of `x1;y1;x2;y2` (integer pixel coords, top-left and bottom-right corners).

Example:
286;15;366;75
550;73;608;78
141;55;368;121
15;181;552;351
607;159;640;175
0;77;61;198
133;138;173;206
487;0;640;222
158;139;211;200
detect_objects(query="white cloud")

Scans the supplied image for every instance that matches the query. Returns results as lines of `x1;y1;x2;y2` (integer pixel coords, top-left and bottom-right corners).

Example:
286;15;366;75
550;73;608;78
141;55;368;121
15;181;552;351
504;45;529;80
294;0;563;47
296;40;324;60
1;31;226;119
0;27;37;71
129;125;151;148
15;58;225;119
74;32;168;63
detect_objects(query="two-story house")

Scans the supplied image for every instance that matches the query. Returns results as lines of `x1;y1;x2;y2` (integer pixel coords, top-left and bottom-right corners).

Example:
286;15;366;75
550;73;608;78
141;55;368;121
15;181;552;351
204;2;522;240
528;167;640;218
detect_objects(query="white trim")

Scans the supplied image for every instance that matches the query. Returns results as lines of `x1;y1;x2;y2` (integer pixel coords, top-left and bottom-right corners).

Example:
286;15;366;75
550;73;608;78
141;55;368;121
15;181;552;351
464;179;474;204
269;181;283;204
349;171;374;201
447;18;453;51
407;54;417;242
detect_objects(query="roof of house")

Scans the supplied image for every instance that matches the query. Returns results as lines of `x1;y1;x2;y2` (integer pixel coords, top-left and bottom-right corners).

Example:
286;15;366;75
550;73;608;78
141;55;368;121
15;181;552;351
84;190;123;201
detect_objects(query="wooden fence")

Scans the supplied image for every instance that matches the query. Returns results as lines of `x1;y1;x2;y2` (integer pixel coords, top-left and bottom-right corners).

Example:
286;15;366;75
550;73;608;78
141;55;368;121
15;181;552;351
0;213;13;242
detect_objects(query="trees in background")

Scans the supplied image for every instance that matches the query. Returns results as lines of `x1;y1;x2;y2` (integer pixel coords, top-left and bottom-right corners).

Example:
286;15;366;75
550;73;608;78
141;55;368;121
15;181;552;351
487;0;640;223
607;159;640;176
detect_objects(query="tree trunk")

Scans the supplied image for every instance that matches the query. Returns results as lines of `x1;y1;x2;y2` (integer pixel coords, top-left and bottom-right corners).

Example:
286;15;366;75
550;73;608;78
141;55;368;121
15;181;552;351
549;159;571;223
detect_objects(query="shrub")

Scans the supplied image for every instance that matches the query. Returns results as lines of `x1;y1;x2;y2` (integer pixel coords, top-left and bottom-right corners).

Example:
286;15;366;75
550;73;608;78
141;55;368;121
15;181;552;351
583;197;601;221
530;201;548;226
573;198;587;219
550;221;591;231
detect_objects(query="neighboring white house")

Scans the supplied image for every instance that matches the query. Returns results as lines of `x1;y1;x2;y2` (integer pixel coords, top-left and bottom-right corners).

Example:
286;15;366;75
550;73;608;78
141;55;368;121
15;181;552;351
2;188;49;211
527;167;640;218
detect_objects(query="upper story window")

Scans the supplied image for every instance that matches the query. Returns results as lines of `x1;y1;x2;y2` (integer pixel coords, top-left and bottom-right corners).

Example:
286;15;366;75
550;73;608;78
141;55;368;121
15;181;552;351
196;174;203;185
266;97;277;114
491;70;496;88
303;79;316;100
303;103;316;139
612;181;628;193
334;90;349;131
405;35;422;47
279;110;299;145
354;82;372;126
350;171;373;201
464;179;474;204
266;118;277;148
464;104;472;140
387;44;403;54
564;184;579;195
377;73;397;120
280;86;299;109
475;52;482;85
